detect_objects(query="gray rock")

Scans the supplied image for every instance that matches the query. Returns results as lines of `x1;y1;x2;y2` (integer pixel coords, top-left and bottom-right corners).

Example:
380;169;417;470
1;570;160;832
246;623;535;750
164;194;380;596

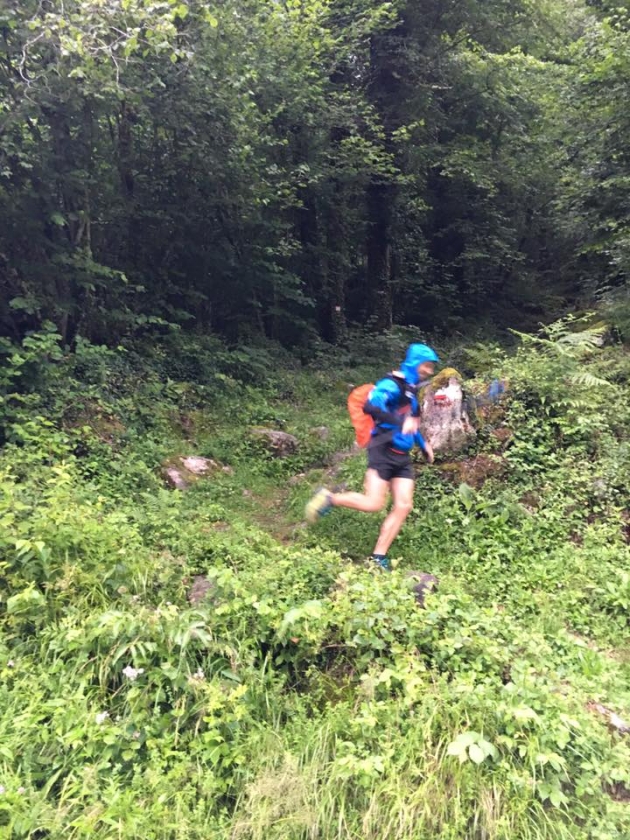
163;455;220;490
588;702;630;735
250;428;299;457
181;456;218;475
421;375;475;454
188;575;216;606
288;473;307;486
164;467;188;491
405;571;439;608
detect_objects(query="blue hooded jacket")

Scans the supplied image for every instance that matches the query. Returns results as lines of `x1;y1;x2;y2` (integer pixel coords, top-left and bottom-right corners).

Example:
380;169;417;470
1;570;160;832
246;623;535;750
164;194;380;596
364;344;439;453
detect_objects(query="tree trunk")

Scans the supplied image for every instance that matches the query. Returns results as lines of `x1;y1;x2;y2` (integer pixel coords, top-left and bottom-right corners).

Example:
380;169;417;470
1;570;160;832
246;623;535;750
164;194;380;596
326;192;348;345
366;182;394;331
365;18;410;332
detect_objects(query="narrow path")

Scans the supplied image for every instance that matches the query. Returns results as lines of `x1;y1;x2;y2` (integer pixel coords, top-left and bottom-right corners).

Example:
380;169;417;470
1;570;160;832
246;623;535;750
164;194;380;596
229;448;358;545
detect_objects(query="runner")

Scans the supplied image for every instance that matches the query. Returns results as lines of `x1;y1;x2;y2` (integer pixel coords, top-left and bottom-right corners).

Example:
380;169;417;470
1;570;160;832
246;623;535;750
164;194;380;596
305;343;438;569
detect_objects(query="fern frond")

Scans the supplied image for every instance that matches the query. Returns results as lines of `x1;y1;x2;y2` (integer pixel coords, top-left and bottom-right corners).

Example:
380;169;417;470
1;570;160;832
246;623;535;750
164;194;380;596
568;370;614;389
557;327;605;348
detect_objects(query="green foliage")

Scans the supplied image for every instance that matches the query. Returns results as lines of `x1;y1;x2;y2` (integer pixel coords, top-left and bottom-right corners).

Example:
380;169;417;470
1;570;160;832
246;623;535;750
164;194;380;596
3;0;626;346
3;324;630;837
2;0;630;831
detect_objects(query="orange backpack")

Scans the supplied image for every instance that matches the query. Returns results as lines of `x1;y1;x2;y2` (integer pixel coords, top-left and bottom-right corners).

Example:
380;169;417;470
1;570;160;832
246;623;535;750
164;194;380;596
347;375;407;447
347;383;376;447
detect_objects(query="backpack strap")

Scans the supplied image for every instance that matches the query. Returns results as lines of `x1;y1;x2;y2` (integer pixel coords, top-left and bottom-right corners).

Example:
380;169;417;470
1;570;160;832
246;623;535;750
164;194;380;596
385;372;427;417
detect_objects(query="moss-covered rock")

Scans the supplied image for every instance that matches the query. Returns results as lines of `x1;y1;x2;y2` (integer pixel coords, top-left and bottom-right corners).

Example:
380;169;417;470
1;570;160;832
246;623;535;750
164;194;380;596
161;455;223;490
421;368;475;454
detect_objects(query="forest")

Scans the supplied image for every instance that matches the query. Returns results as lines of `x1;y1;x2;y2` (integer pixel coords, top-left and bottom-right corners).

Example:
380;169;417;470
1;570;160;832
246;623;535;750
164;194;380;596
1;0;629;346
1;1;630;838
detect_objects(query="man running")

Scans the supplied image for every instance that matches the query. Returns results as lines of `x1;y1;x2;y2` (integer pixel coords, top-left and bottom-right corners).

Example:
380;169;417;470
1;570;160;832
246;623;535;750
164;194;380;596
305;343;438;570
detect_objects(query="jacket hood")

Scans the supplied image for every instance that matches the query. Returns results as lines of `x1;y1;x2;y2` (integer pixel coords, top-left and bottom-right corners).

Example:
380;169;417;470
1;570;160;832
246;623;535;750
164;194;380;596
400;343;439;385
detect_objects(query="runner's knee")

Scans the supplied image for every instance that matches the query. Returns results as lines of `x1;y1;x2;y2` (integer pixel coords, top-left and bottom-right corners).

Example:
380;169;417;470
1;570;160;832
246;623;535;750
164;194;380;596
367;496;386;513
394;499;413;517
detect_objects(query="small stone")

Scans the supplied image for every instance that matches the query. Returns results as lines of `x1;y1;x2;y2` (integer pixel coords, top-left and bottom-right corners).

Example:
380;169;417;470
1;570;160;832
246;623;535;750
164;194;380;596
588;702;630;735
250;428;299;457
188;575;216;606
405;572;439;608
181;456;217;475
162;455;221;490
329;449;354;466
288;473;307;486
311;426;329;441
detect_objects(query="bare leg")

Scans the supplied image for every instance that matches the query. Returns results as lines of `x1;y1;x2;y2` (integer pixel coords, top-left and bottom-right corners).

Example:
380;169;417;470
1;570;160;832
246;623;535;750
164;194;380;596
331;468;389;513
372;476;414;556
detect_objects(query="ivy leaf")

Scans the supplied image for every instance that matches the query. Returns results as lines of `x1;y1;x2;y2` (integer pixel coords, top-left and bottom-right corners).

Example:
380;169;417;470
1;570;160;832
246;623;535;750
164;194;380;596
512;705;540;722
549;787;567;808
468;743;485;764
458;482;475;511
7;587;46;615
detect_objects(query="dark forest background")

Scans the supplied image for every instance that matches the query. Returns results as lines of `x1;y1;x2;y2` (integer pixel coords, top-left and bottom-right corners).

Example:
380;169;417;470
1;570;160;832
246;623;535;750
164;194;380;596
2;0;629;349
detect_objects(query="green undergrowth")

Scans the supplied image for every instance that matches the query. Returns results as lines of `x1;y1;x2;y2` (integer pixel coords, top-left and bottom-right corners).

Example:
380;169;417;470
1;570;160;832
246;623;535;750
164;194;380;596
1;321;630;838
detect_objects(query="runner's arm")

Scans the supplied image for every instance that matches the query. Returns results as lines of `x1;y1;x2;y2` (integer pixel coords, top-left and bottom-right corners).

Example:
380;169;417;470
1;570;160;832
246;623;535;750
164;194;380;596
414;430;428;451
414;431;434;462
362;380;403;427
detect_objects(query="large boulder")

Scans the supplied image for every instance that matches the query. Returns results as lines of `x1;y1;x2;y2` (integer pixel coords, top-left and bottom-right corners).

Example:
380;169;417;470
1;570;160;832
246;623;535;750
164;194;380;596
421;368;475;454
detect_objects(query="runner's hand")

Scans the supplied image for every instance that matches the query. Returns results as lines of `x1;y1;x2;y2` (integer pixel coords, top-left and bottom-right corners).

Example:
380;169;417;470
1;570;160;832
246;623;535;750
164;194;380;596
423;442;434;464
401;416;419;435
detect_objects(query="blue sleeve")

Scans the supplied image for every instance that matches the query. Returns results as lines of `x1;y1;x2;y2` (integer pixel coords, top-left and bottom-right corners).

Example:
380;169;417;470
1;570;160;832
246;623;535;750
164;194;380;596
414;430;427;451
364;379;403;427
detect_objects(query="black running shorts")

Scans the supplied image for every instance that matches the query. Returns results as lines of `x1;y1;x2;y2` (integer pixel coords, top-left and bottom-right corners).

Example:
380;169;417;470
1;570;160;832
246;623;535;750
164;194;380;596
367;442;414;482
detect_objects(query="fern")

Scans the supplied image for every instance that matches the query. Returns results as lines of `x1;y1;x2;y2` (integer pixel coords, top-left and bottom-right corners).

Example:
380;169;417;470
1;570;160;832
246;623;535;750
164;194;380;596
504;315;620;432
557;329;605;349
568;370;614;389
511;317;607;356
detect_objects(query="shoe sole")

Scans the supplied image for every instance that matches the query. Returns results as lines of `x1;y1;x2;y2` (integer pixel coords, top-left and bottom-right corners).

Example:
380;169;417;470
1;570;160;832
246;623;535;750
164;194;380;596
305;489;329;524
